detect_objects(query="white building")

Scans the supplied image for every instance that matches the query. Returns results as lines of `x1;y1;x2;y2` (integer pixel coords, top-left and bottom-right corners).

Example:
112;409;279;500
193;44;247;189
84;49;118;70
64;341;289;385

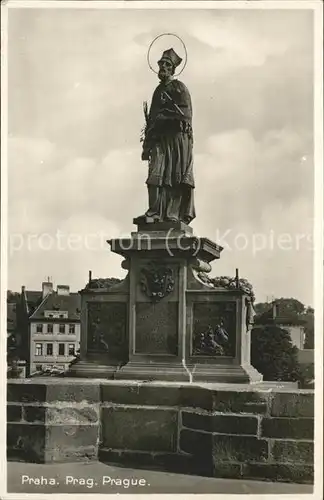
25;281;81;374
256;301;306;350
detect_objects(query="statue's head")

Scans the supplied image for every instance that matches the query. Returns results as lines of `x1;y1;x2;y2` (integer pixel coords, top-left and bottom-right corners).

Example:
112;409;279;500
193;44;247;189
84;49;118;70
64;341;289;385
158;48;182;81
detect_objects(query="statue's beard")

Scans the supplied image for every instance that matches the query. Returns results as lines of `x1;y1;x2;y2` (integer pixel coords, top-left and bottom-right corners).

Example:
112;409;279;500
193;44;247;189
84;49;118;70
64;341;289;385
158;70;172;81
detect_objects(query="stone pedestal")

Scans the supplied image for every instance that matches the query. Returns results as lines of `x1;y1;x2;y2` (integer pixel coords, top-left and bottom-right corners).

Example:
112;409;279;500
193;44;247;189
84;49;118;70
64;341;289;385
69;220;262;383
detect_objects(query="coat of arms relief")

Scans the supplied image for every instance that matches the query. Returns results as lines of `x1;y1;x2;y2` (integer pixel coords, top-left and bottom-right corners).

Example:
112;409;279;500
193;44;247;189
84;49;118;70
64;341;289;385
140;262;176;301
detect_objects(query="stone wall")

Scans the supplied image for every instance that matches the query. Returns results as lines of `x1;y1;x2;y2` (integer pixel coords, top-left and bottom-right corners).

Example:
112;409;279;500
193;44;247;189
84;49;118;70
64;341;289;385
7;380;314;484
7;380;100;463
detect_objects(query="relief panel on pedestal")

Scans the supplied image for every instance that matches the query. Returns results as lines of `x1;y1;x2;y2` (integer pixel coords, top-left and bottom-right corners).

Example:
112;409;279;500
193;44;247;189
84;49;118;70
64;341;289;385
192;302;236;357
135;302;178;355
87;302;127;360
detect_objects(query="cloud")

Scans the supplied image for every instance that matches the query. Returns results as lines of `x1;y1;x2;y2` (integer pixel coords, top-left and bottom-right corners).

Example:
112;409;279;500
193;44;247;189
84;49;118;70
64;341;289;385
7;8;314;305
194;127;312;232
8;8;313;154
8;137;146;232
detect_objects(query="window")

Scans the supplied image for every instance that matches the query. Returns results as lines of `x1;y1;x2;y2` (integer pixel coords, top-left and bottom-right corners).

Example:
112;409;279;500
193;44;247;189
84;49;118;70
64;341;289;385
68;344;75;356
36;364;42;371
35;343;43;356
36;324;43;333
58;343;65;356
59;324;65;334
46;343;53;356
47;324;53;334
69;324;75;334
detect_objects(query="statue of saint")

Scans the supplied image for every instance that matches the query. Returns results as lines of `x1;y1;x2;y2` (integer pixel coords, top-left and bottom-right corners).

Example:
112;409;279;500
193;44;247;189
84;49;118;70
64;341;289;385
138;48;196;224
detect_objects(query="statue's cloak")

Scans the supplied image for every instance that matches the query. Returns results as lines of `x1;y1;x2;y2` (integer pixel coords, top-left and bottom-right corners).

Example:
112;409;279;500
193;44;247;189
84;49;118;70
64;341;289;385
144;79;195;189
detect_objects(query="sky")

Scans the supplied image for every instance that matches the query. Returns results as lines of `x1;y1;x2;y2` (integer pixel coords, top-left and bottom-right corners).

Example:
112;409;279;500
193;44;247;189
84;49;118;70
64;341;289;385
7;6;314;306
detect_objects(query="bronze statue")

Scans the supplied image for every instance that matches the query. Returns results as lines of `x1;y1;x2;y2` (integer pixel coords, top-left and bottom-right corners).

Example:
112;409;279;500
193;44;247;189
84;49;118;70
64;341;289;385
138;47;195;224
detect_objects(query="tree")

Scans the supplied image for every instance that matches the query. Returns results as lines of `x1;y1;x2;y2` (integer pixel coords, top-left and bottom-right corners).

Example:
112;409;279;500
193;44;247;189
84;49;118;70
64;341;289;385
254;297;315;350
254;297;306;318
7;290;20;303
251;325;302;382
274;298;305;316
7;335;23;378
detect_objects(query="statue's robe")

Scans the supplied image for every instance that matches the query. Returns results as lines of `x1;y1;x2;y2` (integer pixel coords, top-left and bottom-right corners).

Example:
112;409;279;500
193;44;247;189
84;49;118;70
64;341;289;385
142;79;196;223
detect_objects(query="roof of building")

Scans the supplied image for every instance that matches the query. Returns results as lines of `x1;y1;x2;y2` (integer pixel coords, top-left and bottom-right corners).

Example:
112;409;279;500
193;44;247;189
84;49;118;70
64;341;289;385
24;291;43;315
30;291;81;321
7;302;17;332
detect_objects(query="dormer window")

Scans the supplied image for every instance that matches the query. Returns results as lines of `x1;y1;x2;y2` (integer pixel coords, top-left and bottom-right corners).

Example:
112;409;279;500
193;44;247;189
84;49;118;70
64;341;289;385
44;310;68;319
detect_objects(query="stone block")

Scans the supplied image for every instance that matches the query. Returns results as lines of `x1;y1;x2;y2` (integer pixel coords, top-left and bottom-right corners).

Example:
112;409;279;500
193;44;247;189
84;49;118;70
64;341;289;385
101;383;232;410
7;423;45;462
46;425;99;451
12;423;99;464
101;383;181;407
242;463;314;484
261;417;314;440
46;406;99;424
8;381;101;404
133;219;193;234
45;445;98;463
7;383;47;403
179;429;213;455
22;404;99;425
270;440;313;464
212;435;269;462
182;412;258;435
101;407;177;452
179;386;213;410
7;405;22;422
24;406;46;423
46;382;100;403
270;392;314;417
212;390;268;414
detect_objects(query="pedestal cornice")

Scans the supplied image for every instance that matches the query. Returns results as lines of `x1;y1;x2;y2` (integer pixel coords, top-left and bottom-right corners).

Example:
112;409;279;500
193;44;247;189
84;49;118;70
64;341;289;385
107;236;223;263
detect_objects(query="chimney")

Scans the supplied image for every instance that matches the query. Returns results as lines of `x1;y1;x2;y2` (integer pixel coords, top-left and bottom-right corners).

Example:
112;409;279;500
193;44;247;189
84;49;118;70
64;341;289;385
21;285;25;294
272;302;279;319
57;285;70;296
42;280;53;299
